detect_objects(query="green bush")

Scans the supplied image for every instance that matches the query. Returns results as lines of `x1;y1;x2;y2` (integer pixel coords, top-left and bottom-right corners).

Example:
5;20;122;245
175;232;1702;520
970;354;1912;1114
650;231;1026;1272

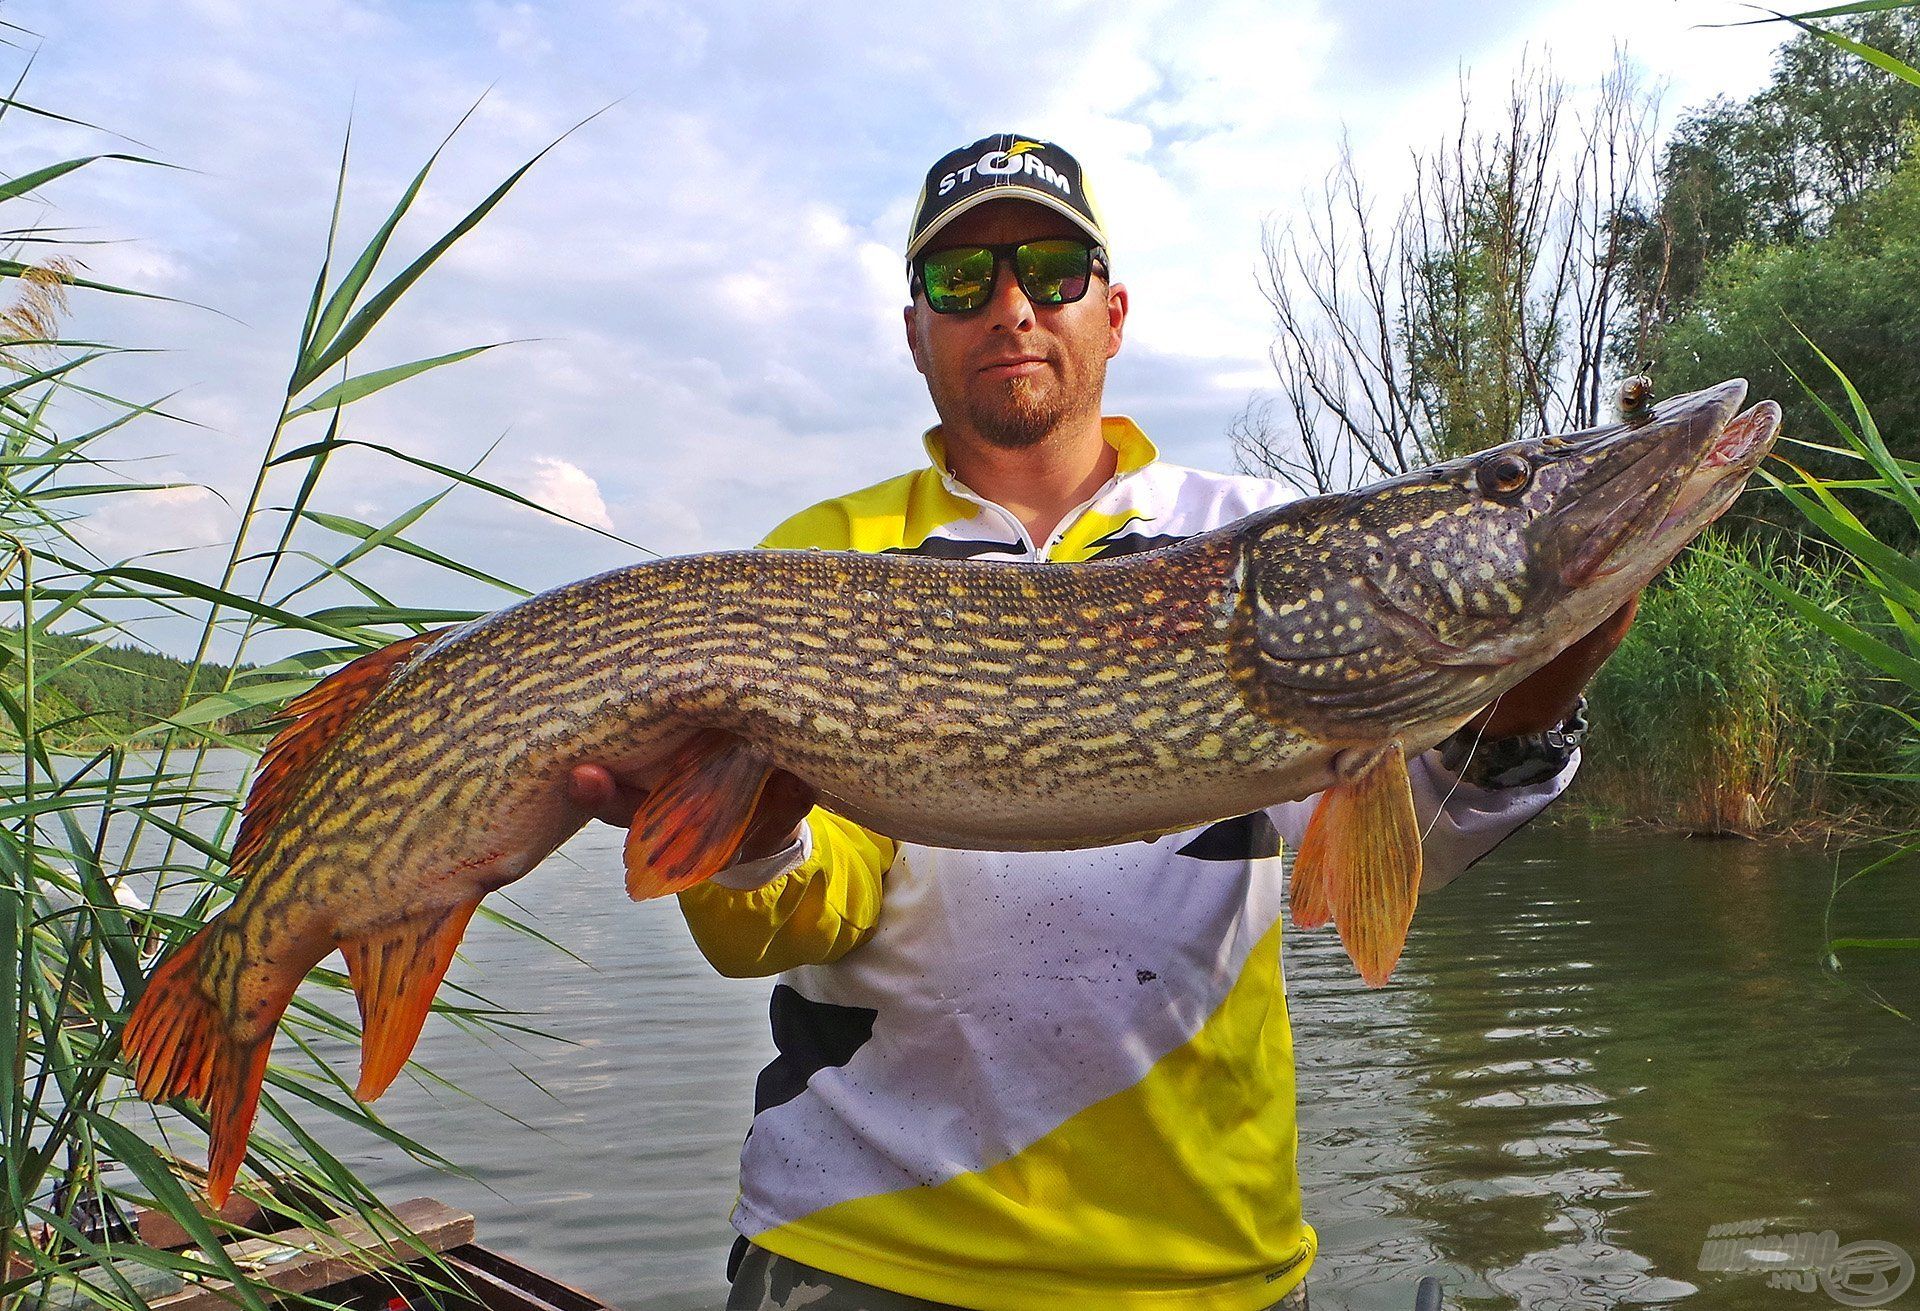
1575;529;1899;834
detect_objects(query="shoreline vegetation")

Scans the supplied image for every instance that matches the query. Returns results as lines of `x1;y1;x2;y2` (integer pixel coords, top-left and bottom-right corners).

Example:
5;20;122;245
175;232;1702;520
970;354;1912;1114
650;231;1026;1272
3;5;1916;1306
1568;528;1912;841
0;628;262;749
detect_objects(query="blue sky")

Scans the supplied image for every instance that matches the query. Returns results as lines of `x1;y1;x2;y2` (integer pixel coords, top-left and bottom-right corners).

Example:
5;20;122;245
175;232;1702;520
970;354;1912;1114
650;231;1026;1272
10;0;1792;642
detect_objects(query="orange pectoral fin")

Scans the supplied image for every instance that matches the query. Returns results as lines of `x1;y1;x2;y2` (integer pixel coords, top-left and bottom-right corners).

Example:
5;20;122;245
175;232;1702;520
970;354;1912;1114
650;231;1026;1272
624;730;775;900
1291;743;1423;986
341;896;483;1101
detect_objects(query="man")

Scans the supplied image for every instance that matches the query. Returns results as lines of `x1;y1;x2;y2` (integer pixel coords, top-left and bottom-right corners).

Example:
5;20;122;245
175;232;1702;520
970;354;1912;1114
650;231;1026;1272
571;134;1631;1311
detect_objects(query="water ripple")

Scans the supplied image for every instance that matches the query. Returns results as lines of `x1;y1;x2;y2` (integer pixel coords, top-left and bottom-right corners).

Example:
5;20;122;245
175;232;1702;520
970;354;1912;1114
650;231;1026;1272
115;768;1916;1311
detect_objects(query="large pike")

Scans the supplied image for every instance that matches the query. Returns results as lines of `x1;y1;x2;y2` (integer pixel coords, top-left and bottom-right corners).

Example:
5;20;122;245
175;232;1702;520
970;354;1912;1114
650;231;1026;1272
126;380;1779;1203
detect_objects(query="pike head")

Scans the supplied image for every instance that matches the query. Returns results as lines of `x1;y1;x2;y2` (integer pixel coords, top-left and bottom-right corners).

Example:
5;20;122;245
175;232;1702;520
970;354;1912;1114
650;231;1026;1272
1226;379;1780;745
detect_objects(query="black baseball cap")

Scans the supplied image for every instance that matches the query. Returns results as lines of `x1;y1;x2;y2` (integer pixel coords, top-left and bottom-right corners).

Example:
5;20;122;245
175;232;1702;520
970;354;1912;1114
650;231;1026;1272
905;133;1108;261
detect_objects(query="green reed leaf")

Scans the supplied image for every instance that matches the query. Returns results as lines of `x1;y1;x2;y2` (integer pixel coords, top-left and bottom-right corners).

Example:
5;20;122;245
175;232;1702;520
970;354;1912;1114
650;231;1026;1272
305;604;478;627
285;342;504;418
83;1117;274;1311
302;509;531;596
1753;568;1920;686
293;130;352;363
1794;332;1920;522
1788;15;1920;85
168;680;314;728
0;153;166;206
271;435;657;553
292;108;589;393
1762;475;1920;606
96;567;363;642
297;98;485;381
0;258;176;303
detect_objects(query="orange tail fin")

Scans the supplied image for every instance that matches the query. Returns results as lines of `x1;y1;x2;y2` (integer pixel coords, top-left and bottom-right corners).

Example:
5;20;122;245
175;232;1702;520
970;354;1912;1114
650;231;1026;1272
1291;743;1423;986
624;730;775;899
123;931;288;1208
341;897;483;1100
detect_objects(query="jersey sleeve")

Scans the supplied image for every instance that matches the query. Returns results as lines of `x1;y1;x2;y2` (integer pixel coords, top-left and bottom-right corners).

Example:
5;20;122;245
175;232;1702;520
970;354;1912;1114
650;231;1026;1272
1265;747;1575;893
676;810;896;977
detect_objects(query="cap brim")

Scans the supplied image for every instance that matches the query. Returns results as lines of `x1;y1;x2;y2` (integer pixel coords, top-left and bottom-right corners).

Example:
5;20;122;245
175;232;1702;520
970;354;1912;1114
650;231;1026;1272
906;186;1106;260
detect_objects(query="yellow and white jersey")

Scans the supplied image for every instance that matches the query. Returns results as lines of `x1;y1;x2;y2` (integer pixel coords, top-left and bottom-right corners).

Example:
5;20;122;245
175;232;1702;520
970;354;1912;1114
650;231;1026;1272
678;418;1574;1311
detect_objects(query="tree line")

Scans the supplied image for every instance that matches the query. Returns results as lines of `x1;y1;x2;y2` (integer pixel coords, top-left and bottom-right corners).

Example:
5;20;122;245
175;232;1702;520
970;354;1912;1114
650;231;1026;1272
1;627;259;747
1237;9;1920;528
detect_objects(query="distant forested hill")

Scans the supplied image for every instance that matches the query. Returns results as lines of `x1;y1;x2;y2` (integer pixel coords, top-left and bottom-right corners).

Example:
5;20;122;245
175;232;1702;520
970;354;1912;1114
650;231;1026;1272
1;628;263;746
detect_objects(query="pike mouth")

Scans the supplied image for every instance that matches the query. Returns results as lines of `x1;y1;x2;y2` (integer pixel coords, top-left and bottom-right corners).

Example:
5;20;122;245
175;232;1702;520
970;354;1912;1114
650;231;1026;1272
1560;387;1774;588
1652;400;1782;535
1702;399;1780;470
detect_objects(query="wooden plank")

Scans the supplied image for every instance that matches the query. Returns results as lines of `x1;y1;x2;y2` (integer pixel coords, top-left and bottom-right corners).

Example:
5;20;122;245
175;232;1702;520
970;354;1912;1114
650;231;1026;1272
136;1195;267;1252
441;1245;621;1311
150;1197;474;1310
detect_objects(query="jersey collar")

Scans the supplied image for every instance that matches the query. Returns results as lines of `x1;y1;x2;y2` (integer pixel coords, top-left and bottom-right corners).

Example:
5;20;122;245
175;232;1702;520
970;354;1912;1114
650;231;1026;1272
921;415;1159;479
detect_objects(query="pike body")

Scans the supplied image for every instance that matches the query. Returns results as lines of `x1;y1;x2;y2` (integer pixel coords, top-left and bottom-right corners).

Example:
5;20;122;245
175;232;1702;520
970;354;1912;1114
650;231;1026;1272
125;380;1780;1205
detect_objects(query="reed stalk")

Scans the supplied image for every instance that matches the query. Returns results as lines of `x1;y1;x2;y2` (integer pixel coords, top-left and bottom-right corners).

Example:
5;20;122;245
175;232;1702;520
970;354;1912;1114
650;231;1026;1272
0;77;610;1308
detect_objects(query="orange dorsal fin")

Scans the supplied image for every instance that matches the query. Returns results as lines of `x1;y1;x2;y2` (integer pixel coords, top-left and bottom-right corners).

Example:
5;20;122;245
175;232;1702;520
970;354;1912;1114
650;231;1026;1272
232;630;445;870
1291;743;1422;986
123;929;292;1208
341;896;484;1101
624;730;775;900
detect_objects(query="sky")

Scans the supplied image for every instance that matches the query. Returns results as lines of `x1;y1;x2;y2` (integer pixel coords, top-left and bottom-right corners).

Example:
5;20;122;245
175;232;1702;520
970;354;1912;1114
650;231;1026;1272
8;0;1796;653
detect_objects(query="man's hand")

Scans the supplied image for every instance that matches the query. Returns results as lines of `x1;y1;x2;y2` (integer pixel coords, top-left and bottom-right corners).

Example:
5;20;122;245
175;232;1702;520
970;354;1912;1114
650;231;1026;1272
1470;596;1639;739
566;762;819;865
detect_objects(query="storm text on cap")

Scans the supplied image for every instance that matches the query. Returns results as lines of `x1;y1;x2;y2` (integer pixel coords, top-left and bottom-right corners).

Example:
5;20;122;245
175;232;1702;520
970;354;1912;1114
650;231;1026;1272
937;147;1073;198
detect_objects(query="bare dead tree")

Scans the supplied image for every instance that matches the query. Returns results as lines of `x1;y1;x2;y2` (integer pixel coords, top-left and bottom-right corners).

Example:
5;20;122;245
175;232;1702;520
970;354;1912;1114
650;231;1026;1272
1403;64;1565;457
1238;53;1659;494
1561;56;1661;427
1240;142;1421;495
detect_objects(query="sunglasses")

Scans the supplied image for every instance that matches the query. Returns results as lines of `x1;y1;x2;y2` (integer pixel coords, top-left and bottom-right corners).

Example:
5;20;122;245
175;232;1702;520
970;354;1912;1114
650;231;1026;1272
913;239;1108;314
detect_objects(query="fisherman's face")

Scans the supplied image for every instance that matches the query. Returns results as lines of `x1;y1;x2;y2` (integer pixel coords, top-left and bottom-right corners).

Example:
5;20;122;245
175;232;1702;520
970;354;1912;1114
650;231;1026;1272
904;200;1128;451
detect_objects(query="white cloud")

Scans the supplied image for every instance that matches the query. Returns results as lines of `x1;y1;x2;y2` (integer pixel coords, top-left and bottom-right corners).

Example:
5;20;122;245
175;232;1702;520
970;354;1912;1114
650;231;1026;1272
516;456;616;532
73;483;227;562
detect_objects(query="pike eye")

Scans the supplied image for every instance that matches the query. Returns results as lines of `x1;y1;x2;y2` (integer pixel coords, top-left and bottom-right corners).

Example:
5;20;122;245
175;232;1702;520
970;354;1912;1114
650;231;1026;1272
1477;453;1531;497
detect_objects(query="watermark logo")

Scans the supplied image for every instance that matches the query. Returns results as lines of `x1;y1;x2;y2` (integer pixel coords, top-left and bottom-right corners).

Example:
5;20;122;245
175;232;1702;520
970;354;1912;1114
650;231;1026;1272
1700;1220;1914;1307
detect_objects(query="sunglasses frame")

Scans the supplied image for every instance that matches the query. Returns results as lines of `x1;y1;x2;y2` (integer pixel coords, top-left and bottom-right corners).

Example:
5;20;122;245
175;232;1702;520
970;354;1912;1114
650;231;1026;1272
912;239;1110;315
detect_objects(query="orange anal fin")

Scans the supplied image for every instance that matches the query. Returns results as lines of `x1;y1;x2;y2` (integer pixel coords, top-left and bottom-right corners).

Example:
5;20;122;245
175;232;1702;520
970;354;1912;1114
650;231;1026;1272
624;731;774;900
123;929;287;1208
1294;743;1423;986
233;629;447;870
342;896;483;1102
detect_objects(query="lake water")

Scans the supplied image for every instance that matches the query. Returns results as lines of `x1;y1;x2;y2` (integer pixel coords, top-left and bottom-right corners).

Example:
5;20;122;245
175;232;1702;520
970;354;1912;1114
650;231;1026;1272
26;754;1918;1309
314;821;1918;1311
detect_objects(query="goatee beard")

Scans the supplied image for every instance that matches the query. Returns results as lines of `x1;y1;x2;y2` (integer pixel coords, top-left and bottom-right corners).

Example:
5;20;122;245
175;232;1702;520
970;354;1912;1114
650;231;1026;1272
972;378;1067;449
964;352;1108;449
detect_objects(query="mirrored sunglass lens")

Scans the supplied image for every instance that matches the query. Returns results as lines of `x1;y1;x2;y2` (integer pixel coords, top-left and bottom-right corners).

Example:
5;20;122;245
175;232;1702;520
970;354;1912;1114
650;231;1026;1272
1015;240;1091;303
923;247;994;311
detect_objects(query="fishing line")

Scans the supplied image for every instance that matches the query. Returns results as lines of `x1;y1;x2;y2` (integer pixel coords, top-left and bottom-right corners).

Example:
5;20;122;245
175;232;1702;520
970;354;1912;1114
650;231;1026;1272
1423;695;1498;843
